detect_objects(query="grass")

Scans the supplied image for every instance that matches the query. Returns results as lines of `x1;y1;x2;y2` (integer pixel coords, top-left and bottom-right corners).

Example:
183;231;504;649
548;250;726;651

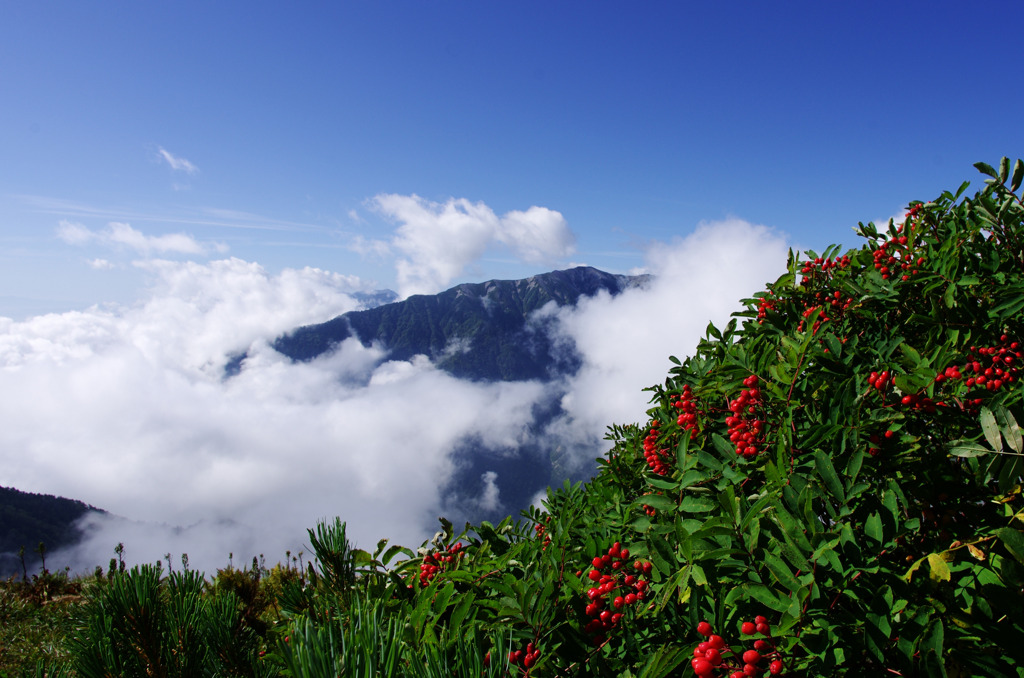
0;572;84;676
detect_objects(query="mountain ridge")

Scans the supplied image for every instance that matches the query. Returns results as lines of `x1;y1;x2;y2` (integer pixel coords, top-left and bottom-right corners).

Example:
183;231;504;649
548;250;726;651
267;266;649;381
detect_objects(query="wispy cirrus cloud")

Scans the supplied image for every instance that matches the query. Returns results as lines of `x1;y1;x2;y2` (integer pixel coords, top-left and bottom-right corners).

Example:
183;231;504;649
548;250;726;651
19;195;336;235
57;220;227;256
157;147;199;174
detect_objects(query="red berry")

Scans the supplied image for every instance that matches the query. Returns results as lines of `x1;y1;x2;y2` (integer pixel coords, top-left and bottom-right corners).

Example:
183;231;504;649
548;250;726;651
741;621;757;635
756;622;770;635
770;659;784;675
692;658;713;676
697;621;713;636
743;650;762;665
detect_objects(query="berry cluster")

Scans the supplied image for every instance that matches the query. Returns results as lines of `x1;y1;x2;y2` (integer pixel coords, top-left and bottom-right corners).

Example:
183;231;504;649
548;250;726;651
796;289;854;334
690;617;785;677
935;337;1021;393
727;375;766;459
799;254;851;284
869;336;1023;422
418;542;464;587
758;255;851;327
673;384;702;441
755;292;777;324
642;419;672;476
534;515;552;550
872;209;925;281
641;493;660;517
582;543;651;645
866;369;893;397
508;641;541;674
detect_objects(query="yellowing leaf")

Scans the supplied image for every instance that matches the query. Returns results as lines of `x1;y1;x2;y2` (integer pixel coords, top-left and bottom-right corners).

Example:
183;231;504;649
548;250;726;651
967;544;986;561
927;553;951;582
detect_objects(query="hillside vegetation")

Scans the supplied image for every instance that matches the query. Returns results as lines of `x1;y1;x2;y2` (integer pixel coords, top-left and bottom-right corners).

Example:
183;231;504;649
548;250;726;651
3;159;1024;677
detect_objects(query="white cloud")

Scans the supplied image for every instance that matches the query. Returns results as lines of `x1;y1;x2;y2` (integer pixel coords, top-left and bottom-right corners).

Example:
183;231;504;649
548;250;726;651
56;220;94;245
0;257;545;574
1;219;790;576
543;219;790;462
158;147;199;174
370;195;575;298
496;207;575;264
56;220;226;257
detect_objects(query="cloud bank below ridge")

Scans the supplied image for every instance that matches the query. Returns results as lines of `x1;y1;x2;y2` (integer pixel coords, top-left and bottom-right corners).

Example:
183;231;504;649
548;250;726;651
0;217;787;575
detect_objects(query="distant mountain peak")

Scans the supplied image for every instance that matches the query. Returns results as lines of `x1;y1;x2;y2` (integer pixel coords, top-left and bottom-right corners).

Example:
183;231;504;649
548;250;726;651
267;266;649;381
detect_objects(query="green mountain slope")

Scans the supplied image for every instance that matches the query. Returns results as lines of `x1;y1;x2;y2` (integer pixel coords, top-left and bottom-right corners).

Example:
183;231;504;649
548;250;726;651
271;266;649;381
0;486;104;577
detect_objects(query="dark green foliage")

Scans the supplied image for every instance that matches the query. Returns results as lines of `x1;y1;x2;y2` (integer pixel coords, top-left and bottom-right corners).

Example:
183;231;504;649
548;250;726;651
7;160;1024;677
272;159;1021;677
69;564;271;678
0;487;105;578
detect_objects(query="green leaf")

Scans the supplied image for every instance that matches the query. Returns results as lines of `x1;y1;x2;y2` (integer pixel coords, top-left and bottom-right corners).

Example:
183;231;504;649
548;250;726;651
679;495;716;513
718;486;740;523
919;618;947;678
865;512;884;544
999;156;1010;183
981;406;1003;452
948;441;989;458
943;283;956;309
814;450;846;503
975;161;999;179
675;433;691;469
997;527;1024;563
447;591;476;632
637;646;688;678
994;406;1023;454
898;343;922;367
763;553;801;591
638;494;676;513
1011;158;1024;193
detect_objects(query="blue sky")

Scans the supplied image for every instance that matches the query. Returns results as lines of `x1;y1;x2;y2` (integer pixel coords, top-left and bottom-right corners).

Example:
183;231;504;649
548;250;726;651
3;1;1024;570
3;1;1022;318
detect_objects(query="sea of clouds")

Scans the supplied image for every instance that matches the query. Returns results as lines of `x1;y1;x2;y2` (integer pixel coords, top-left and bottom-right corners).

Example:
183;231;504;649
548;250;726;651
0;197;788;575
